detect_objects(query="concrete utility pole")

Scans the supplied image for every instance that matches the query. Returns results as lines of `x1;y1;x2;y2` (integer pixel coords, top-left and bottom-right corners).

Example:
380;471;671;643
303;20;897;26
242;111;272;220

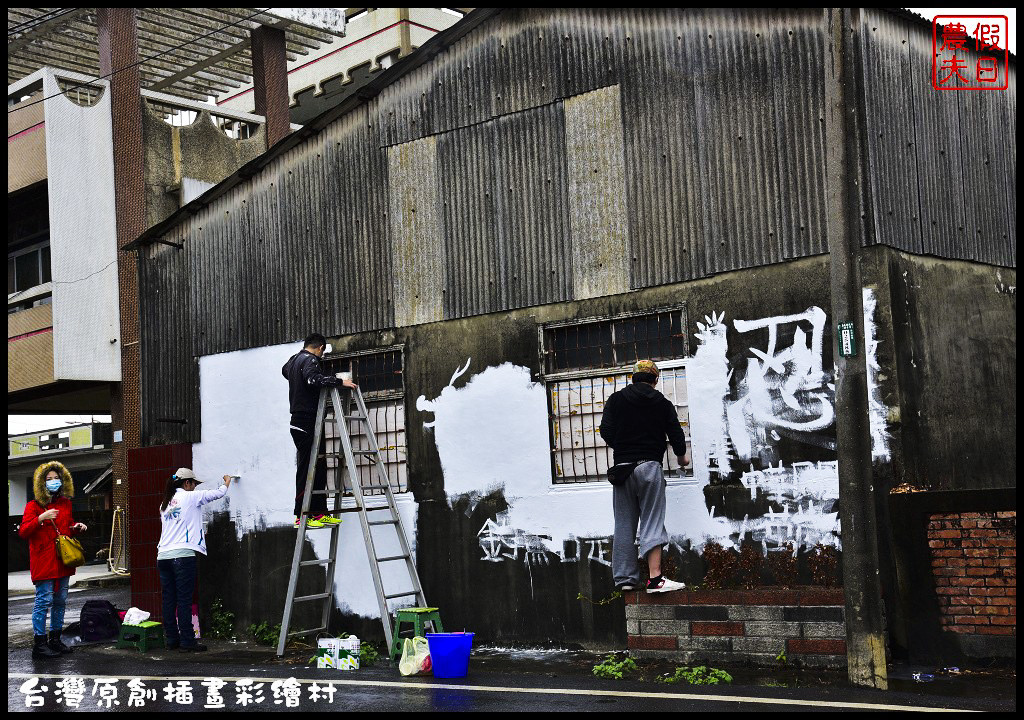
822;7;888;689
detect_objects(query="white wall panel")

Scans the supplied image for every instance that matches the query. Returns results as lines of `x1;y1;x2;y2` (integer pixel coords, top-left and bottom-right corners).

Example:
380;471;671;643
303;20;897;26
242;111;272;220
44;69;121;382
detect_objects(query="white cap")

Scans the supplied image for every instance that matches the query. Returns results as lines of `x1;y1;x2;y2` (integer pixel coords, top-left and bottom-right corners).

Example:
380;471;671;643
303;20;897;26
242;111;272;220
173;468;201;484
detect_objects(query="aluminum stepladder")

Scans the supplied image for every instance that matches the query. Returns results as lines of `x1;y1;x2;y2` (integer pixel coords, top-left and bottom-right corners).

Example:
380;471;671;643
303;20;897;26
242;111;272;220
276;384;427;657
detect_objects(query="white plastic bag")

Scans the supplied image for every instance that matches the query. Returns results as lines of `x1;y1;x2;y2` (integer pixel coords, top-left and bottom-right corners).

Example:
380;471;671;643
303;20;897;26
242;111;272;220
398;636;432;676
122;607;151;626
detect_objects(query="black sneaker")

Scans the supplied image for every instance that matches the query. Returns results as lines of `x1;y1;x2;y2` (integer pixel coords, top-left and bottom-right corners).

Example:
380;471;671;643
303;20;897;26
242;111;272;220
615;583;640;592
179;643;208;653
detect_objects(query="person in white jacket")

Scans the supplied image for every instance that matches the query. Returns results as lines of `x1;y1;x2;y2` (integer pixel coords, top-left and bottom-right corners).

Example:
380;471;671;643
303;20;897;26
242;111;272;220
157;468;232;652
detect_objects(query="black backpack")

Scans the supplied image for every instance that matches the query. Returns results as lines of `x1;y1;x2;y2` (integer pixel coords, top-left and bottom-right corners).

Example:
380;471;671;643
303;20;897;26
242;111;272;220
80;599;120;641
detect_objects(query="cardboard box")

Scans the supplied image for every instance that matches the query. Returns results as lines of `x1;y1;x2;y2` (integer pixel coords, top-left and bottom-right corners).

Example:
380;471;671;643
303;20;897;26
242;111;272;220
317;636;360;670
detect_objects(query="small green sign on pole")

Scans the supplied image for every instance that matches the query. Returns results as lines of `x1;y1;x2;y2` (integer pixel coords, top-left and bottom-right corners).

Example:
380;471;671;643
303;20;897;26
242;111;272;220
838;322;856;357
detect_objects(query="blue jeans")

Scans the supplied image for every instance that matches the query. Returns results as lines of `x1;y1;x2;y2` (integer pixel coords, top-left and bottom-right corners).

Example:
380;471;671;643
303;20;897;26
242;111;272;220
158;556;198;647
33;576;70;635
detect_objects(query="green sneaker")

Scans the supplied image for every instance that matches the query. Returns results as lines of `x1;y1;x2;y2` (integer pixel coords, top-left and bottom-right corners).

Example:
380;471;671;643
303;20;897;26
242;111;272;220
314;514;342;526
295;516;326;530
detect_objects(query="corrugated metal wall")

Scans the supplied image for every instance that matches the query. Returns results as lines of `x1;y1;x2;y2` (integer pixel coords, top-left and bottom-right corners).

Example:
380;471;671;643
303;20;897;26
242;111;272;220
138;7;1016;443
860;8;1017;266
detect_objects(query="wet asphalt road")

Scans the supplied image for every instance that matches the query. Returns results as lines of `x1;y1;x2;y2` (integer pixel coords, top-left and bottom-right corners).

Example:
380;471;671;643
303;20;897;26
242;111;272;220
7;588;1015;713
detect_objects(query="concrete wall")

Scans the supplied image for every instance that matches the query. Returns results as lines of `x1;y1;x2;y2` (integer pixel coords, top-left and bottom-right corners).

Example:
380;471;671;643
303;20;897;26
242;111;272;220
42;69;121;383
882;253;1016;493
141;102;266;231
192;255;845;644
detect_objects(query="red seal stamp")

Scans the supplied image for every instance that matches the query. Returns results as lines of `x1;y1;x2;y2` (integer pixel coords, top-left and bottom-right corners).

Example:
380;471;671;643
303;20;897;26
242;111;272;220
932;14;1009;90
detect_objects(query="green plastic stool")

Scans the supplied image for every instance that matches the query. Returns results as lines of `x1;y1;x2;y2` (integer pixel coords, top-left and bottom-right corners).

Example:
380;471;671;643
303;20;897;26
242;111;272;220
389;607;443;661
116;621;165;652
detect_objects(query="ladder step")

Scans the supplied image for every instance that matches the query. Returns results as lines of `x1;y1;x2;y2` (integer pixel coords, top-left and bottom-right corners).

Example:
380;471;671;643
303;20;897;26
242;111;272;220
293;593;332;603
316;452;379;460
280;384;427;660
384;591;420;600
287;626;328;639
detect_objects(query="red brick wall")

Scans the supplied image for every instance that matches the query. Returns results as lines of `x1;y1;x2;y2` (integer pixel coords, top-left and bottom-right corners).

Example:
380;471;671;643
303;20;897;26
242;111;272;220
127;444;193;620
928;511;1016;637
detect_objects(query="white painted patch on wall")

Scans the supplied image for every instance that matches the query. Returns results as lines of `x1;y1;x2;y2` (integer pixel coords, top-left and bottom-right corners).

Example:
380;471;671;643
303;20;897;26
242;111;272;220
862;288;892;462
418;360;759;567
192;342;417;619
687;313;734;486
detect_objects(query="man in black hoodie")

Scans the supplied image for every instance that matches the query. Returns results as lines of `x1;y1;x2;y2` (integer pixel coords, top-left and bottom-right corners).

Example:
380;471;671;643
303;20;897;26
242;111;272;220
282;333;357;529
600;360;689;593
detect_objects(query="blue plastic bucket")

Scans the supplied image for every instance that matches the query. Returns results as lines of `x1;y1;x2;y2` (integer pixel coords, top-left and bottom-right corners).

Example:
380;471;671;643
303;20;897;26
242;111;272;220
425;632;474;678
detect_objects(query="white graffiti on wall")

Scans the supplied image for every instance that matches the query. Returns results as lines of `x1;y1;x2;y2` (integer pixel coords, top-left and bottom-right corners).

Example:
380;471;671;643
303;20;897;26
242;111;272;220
477;515;613;566
727;307;835;461
863;288;891;461
417;358;472;429
690;313;736;484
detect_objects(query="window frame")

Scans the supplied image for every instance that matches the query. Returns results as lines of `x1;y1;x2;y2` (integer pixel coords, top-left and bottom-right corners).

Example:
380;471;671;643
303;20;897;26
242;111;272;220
538;305;693;485
322;344;408;495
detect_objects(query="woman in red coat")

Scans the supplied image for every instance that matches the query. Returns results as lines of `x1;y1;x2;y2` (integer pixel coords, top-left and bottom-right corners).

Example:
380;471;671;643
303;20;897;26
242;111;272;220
19;461;87;659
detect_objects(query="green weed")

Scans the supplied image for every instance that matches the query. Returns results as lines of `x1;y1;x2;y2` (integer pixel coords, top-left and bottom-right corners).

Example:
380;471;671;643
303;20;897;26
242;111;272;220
209;598;236;641
592;653;638;680
657;665;733;685
249;620;281;646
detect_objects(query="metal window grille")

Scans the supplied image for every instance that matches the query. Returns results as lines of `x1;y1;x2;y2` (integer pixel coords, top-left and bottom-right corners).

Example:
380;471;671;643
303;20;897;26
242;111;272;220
549;365;692;484
543;308;686;374
542;307;690;485
57;78;102;107
322;348;407;495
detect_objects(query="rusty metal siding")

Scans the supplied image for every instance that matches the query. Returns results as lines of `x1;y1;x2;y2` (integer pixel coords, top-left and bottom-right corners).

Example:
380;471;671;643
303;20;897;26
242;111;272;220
860;9;924;255
140;229;199;445
861;8;1015;267
959;79;1016;267
492;101;573;311
905;17;968;261
620;10;708;287
1004;65;1017;267
324;106;395;335
137;7;1017;419
437;121;502;317
179;106;394;361
622;8;828;287
770;10;829;262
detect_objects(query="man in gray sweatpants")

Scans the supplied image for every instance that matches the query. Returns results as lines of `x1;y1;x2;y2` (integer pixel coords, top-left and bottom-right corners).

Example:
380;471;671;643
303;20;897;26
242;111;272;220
600;360;689;593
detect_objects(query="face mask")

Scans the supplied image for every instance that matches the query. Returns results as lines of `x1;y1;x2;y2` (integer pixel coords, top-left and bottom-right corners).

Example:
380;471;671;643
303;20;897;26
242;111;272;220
46;479;62;493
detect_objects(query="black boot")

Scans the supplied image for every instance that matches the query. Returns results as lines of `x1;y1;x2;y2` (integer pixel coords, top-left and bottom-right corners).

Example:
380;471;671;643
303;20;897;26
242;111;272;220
48;630;73;654
32;634;61;659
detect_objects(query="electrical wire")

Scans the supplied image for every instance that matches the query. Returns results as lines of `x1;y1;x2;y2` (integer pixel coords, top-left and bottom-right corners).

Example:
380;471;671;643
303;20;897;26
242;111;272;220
7;8;78;36
8;8;272;114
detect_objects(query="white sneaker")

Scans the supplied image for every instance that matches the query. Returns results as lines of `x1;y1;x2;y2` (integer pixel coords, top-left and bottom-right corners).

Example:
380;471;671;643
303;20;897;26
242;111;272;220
646;577;686;593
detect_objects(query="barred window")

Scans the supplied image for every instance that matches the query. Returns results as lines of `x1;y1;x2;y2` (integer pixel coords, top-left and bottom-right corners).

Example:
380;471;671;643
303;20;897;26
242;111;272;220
542;308;691;484
322;347;407;495
543;308;686;374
